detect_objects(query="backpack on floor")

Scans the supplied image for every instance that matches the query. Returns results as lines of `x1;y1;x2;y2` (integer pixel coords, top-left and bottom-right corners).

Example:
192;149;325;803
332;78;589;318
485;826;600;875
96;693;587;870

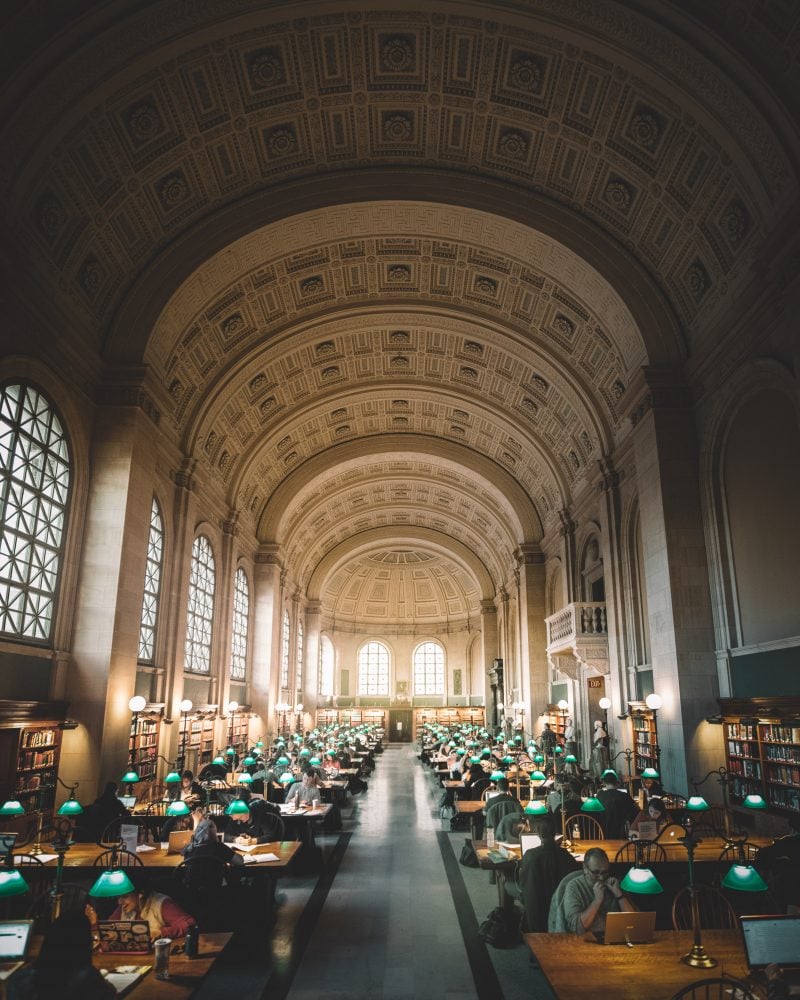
478;906;522;948
459;837;480;867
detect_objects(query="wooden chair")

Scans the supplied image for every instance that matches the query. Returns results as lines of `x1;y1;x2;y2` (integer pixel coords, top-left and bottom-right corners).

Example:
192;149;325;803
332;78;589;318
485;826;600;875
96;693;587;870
661;792;687;810
92;848;144;868
613;839;666;864
718;841;760;865
565;814;604;840
98;817;147;847
672;884;738;931
667;975;757;1000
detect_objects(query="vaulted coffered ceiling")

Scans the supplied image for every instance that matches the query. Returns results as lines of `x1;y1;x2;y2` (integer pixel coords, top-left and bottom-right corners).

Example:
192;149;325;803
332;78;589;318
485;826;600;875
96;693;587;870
2;0;798;626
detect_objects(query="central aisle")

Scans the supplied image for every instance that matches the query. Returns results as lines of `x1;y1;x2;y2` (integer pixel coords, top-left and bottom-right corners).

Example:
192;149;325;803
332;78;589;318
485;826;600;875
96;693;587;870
285;743;480;999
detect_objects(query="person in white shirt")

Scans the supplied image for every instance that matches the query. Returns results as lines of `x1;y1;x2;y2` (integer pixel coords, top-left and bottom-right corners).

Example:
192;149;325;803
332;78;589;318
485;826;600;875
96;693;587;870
284;768;321;807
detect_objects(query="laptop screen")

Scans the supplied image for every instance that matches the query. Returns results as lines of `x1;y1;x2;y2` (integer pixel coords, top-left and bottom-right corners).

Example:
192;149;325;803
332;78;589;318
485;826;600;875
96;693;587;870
97;920;152;954
741;915;800;969
0;833;18;855
0;920;33;961
117;795;137;809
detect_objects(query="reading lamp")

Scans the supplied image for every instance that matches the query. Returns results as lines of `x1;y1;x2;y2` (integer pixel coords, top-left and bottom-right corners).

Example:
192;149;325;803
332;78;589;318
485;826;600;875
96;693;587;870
0;848;29;898
89;868;135;898
166;799;191;817
524;800;548;816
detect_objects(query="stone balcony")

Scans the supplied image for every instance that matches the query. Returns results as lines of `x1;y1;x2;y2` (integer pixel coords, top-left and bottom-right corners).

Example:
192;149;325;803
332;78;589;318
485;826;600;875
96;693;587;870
545;602;609;678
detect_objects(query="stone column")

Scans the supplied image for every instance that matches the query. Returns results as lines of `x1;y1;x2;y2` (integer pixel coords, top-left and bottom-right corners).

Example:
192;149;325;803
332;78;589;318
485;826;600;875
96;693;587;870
304;601;322;719
479;599;498;720
628;368;720;794
516;543;546;743
216;512;239;741
251;545;282;741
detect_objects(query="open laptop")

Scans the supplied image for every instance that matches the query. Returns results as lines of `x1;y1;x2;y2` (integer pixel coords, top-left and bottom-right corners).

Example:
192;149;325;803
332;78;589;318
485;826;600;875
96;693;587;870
117;795;137;809
601;910;657;945
0;919;34;980
167;829;192;854
741;915;800;992
97;920;152;954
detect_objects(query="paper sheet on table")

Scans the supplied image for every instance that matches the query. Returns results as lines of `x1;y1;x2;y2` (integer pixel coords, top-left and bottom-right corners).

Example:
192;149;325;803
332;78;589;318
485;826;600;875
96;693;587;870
30;853;58;863
242;852;279;863
101;964;151;994
234;843;258;852
135;844;155;852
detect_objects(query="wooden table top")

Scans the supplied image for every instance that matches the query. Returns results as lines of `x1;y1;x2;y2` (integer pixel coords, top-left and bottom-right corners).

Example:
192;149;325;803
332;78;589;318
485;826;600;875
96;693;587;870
524;930;752;1000
569;836;773;863
278;803;332;820
18;840;301;868
454;800;484;813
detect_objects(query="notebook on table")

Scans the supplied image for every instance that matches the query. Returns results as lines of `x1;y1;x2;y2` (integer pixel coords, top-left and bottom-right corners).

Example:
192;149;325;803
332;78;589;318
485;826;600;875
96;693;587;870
600;910;656;945
97;920;152;954
741;914;800;992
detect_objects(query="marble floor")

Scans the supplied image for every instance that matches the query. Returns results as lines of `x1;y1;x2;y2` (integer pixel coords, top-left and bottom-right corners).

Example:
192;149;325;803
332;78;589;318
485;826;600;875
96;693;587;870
195;744;556;1000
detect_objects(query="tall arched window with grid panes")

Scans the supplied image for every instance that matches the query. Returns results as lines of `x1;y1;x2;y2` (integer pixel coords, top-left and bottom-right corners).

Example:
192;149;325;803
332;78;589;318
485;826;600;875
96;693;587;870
280;608;290;690
0;382;71;642
185;535;215;674
319;635;334;698
230;567;249;681
295;620;303;699
137;497;164;663
358;641;390;697
413;641;445;696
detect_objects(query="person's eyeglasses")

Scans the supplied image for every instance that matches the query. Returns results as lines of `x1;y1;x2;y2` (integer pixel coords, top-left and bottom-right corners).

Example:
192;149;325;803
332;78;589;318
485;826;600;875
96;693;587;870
585;867;608;876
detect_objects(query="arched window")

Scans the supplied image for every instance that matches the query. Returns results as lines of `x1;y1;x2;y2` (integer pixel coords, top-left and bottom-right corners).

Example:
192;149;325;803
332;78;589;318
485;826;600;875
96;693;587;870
137;497;164;662
296;620;303;694
413;641;445;695
0;382;71;642
230;567;249;681
358;641;390;696
280;609;290;689
185;535;215;673
319;635;334;697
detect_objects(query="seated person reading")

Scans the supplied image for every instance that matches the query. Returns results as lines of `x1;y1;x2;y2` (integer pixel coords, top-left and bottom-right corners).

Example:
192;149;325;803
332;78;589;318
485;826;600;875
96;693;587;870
284;767;321;807
108;884;195;941
548;847;636;936
628;796;670;838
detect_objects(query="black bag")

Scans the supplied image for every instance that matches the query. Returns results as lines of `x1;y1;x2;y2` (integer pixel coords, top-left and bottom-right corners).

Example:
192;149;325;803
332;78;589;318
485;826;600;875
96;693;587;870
459;838;480;867
478;906;522;948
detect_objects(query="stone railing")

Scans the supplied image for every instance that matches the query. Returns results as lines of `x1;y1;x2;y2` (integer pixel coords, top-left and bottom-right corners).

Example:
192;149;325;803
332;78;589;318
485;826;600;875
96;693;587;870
546;602;608;649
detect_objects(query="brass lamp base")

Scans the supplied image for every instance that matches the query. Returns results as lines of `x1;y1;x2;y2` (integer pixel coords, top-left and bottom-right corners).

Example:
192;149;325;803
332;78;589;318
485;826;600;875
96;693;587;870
682;947;717;969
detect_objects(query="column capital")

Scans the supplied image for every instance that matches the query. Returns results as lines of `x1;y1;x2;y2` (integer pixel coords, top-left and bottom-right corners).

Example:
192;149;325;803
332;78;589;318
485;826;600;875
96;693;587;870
558;508;576;537
96;365;161;426
480;599;497;616
596;455;624;495
305;600;322;616
254;542;282;565
625;366;692;426
516;542;544;565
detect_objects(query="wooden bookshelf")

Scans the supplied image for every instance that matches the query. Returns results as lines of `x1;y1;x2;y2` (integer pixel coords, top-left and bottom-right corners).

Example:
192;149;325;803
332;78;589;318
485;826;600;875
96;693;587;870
186;715;215;773
720;698;800;815
128;715;160;784
14;725;62;816
628;701;659;773
413;708;485;730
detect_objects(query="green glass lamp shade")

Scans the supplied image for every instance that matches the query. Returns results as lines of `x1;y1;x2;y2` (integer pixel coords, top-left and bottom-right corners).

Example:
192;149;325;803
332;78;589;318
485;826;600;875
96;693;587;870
120;770;140;784
277;756;290;766
299;749;311;758
502;755;515;765
620;866;663;894
640;767;660;779
243;755;256;766
225;799;251;816
686;796;710;811
565;754;578;764
490;771;505;782
601;769;618;780
89;869;135;898
166;799;190;817
225;746;236;756
0;868;29;897
57;797;84;817
237;772;253;784
554;745;563;755
514;735;523;743
743;794;767;810
212;755;226;766
0;800;26;817
524;800;548;815
481;749;491;759
309;757;321;766
279;773;295;784
530;770;547;783
164;770;181;784
469;756;481;765
256;739;264;748
533;754;545;765
468;740;477;748
721;864;768;892
581;796;606;813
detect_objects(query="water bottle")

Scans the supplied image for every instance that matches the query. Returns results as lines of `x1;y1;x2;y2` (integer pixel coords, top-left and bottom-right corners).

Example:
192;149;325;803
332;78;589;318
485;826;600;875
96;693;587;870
184;924;199;959
486;827;495;848
154;938;172;980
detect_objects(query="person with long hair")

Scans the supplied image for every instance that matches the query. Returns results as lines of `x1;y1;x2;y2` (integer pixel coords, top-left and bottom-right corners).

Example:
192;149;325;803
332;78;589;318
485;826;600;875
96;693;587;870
7;912;115;1000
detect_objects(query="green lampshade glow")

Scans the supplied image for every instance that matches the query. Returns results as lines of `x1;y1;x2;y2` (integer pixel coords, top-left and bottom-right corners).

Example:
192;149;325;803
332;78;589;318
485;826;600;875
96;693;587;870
225;799;251;816
514;735;522;743
490;771;505;782
530;770;547;783
686;796;709;811
641;767;660;779
309;757;321;766
243;755;256;766
279;772;295;784
256;740;264;748
554;745;563;755
299;749;311;758
237;772;253;784
721;864;768;892
57;797;84;817
89;869;135;898
0;800;26;817
120;770;140;785
0;868;29;897
164;770;181;784
601;769;618;780
524;800;548;815
212;755;226;765
166;799;191;816
470;756;481;764
743;794;767;810
565;754;578;764
620;866;663;894
581;796;606;813
225;746;236;756
277;756;290;765
533;754;545;765
502;756;514;765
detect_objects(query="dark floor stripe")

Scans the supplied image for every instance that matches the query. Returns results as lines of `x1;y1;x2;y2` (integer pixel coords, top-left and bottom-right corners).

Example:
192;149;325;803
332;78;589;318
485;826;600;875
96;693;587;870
258;831;352;1000
436;830;506;1000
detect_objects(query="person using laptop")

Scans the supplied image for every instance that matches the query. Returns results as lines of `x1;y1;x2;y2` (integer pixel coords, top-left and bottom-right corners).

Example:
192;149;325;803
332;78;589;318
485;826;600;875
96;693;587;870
508;815;580;933
109;882;195;943
550;847;637;935
6;912;115;1000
